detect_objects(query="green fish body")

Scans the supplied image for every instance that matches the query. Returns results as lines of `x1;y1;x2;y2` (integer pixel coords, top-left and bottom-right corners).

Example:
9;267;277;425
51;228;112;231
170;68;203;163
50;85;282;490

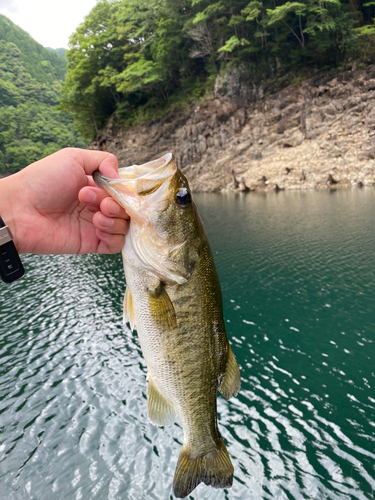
94;153;240;498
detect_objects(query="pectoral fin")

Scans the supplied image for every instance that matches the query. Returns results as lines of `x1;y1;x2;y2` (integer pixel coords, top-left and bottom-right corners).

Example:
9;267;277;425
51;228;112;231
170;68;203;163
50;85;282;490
123;286;136;331
147;375;176;426
219;345;241;400
148;283;177;330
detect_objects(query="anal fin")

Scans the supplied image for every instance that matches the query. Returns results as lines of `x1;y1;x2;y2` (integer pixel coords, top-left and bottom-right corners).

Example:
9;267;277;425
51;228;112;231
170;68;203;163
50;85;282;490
123;285;136;331
219;345;241;400
147;375;176;427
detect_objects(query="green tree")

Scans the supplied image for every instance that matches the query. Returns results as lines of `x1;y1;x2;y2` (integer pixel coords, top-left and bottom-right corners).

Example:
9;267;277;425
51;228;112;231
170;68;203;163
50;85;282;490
0;14;88;173
60;0;375;136
60;0;121;138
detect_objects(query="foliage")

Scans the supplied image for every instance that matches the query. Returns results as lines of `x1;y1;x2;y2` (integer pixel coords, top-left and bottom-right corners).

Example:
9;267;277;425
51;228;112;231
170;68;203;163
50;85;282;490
353;17;375;62
46;47;67;60
61;0;198;138
61;0;375;138
0;15;87;173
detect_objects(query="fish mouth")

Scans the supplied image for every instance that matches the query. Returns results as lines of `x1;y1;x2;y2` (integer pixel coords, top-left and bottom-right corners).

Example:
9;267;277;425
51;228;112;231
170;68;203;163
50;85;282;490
93;153;176;219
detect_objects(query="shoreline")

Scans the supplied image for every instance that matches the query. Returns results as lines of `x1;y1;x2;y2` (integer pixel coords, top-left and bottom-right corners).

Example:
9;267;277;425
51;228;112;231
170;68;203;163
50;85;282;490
91;63;375;193
224;180;371;194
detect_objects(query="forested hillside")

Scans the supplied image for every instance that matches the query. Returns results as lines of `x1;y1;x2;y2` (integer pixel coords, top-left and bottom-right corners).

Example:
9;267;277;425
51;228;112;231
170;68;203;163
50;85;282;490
62;0;375;140
0;14;87;173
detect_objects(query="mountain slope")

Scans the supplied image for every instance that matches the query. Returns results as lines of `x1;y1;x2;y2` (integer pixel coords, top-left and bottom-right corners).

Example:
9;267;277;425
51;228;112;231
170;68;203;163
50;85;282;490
0;14;87;173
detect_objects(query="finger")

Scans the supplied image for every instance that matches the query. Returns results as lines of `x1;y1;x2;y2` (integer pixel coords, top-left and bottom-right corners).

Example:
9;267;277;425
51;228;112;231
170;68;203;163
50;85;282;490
93;212;130;235
62;148;120;178
100;158;121;179
100;197;129;220
78;186;109;209
86;176;96;188
96;230;125;254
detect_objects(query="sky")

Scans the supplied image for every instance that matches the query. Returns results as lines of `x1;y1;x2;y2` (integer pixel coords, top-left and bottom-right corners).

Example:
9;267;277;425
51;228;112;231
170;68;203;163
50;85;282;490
0;0;99;48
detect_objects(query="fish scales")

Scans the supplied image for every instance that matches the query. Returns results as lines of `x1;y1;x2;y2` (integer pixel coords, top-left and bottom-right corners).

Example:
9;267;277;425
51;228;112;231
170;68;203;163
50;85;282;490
125;235;223;447
93;153;241;498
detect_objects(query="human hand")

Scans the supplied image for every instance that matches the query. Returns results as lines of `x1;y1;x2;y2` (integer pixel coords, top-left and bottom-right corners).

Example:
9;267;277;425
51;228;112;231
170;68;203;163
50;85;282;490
0;148;129;254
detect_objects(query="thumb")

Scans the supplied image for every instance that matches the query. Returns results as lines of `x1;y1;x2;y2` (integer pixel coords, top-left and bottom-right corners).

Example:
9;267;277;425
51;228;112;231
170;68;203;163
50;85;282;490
64;148;121;179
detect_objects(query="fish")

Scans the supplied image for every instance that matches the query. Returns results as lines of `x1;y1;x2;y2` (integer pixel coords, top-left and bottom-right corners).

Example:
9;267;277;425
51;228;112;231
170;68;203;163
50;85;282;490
93;153;241;498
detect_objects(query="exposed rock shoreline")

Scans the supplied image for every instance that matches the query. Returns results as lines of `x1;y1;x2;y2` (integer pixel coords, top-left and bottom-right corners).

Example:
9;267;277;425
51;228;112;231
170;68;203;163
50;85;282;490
91;63;375;193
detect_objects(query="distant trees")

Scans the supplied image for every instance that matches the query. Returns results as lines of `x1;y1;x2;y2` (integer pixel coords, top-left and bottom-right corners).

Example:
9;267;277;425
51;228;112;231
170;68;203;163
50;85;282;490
60;0;375;139
0;15;87;173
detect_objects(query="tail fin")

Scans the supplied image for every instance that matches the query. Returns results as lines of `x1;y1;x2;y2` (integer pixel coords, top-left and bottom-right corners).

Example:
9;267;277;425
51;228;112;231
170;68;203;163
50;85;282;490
173;439;234;498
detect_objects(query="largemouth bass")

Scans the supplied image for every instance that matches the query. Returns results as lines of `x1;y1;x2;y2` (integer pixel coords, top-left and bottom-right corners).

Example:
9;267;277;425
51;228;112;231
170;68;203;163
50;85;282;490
93;153;240;498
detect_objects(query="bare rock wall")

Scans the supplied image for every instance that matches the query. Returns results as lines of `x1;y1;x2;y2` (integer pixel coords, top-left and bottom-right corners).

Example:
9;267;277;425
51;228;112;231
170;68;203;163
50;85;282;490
91;64;375;192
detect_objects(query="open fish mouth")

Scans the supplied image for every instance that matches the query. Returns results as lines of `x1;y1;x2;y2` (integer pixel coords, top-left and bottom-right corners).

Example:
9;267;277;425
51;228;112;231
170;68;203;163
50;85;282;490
93;153;177;218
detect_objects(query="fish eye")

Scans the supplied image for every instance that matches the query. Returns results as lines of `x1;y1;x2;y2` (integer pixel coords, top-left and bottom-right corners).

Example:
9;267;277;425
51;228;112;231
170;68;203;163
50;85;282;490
176;188;191;208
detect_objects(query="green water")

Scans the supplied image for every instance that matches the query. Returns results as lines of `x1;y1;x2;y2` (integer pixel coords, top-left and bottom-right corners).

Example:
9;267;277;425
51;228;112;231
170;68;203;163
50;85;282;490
1;189;374;500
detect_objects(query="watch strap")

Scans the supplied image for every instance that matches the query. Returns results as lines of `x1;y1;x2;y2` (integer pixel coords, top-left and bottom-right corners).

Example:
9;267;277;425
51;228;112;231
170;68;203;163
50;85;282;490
0;215;25;283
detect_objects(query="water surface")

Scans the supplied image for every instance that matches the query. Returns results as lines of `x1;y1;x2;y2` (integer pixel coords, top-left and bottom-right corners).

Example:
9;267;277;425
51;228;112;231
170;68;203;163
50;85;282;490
1;188;374;499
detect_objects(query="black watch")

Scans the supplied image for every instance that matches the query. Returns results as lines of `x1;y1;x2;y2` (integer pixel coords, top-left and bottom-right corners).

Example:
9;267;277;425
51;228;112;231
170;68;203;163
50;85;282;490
0;215;24;283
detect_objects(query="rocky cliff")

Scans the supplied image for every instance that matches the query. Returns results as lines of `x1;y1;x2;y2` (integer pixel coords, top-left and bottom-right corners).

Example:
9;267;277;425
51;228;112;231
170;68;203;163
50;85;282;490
91;63;375;192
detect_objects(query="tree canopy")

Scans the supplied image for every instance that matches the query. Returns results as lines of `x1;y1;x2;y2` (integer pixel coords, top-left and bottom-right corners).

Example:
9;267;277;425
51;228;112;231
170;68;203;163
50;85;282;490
61;0;375;140
0;14;87;173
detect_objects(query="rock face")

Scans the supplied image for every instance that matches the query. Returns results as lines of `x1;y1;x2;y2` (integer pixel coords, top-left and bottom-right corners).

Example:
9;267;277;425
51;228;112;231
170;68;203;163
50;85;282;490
91;63;375;192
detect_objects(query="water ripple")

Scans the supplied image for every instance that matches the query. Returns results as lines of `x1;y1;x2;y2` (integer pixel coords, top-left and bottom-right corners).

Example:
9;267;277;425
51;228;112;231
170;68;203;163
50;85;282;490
1;190;375;499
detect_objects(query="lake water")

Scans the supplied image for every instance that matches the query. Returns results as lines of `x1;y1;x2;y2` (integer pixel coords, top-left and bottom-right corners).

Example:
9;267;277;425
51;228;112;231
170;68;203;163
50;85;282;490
1;189;374;500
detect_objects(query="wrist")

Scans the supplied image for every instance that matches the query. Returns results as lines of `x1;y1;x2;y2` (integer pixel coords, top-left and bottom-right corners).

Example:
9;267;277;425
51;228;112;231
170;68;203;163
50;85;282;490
0;173;25;282
0;173;23;253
